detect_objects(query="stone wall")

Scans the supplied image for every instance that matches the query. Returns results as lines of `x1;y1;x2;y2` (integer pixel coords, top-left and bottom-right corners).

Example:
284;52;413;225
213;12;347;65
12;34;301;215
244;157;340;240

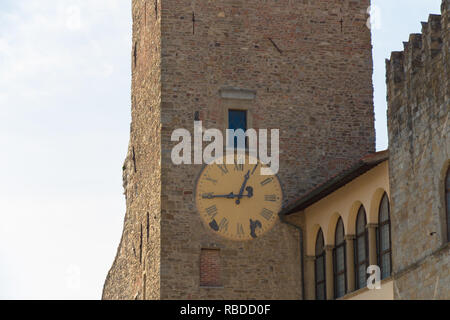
103;0;162;300
386;0;449;300
104;0;375;300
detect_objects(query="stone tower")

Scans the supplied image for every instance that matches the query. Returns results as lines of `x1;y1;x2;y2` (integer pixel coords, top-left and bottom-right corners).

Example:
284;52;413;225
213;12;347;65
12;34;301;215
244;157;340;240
386;0;449;299
103;0;375;300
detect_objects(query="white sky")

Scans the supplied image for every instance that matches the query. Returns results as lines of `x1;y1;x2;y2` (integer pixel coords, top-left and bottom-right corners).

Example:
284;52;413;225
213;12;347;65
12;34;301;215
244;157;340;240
0;0;443;299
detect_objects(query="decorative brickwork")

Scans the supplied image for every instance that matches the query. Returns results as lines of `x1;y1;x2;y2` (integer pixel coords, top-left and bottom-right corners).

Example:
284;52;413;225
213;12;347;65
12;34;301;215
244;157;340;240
200;249;222;287
386;0;449;300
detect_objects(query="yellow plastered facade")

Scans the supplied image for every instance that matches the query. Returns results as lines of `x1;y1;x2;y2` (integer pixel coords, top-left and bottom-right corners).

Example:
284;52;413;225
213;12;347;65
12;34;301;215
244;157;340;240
303;161;390;256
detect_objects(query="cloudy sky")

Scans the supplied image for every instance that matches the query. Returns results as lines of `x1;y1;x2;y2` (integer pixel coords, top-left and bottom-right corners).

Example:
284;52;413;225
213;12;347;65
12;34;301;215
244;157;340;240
0;0;443;299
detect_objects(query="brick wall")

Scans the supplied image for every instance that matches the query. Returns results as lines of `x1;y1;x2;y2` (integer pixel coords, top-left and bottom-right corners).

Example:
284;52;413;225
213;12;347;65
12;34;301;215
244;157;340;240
386;0;450;300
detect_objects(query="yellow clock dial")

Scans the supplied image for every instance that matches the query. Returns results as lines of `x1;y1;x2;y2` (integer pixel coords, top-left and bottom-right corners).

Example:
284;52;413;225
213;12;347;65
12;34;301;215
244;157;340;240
195;154;283;241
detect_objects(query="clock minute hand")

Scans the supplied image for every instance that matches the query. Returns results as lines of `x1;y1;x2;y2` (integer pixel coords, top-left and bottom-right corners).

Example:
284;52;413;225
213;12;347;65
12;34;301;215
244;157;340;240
236;170;250;205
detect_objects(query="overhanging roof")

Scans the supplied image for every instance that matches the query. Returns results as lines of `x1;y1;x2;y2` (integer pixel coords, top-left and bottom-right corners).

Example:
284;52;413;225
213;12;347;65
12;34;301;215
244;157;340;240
280;150;389;215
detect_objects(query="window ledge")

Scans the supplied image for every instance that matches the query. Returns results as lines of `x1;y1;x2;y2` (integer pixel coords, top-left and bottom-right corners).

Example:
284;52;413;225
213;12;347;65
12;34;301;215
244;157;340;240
220;87;256;100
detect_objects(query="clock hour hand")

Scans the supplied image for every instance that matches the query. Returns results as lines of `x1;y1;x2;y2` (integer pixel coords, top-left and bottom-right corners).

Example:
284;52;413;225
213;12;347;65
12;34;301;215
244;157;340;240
236;170;251;205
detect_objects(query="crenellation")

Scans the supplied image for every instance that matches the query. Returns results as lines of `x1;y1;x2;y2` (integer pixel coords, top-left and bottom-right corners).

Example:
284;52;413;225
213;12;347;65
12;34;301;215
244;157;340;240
386;51;405;139
406;34;423;74
386;3;448;136
427;14;443;59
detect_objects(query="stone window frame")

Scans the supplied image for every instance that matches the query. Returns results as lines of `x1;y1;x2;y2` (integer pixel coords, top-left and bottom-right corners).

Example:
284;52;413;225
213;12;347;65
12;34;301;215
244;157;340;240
219;87;255;153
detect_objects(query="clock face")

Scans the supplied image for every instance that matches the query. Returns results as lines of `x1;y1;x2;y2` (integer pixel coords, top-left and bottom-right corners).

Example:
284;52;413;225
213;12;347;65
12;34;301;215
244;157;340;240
195;154;283;241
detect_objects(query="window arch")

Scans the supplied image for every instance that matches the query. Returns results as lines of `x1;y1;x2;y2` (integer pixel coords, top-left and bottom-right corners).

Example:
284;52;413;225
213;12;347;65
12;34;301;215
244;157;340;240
333;218;347;298
354;206;368;290
315;229;326;300
446;168;450;242
377;193;392;279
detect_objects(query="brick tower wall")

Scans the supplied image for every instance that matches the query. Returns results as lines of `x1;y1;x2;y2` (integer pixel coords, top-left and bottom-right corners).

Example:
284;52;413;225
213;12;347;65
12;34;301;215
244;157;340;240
386;0;449;300
104;0;375;300
158;0;374;300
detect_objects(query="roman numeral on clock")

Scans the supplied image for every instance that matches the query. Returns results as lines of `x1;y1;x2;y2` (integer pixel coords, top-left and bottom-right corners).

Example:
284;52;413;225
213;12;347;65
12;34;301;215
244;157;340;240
205;205;218;219
260;208;274;221
237;223;245;237
217;163;228;174
205;176;218;184
265;194;277;202
219;218;229;231
234;163;244;171
260;177;273;186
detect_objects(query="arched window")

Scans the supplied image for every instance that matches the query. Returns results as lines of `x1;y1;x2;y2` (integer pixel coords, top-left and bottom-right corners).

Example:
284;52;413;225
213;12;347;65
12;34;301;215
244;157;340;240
377;193;392;279
333;218;347;298
315;229;326;300
354;206;368;290
446;168;450;242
